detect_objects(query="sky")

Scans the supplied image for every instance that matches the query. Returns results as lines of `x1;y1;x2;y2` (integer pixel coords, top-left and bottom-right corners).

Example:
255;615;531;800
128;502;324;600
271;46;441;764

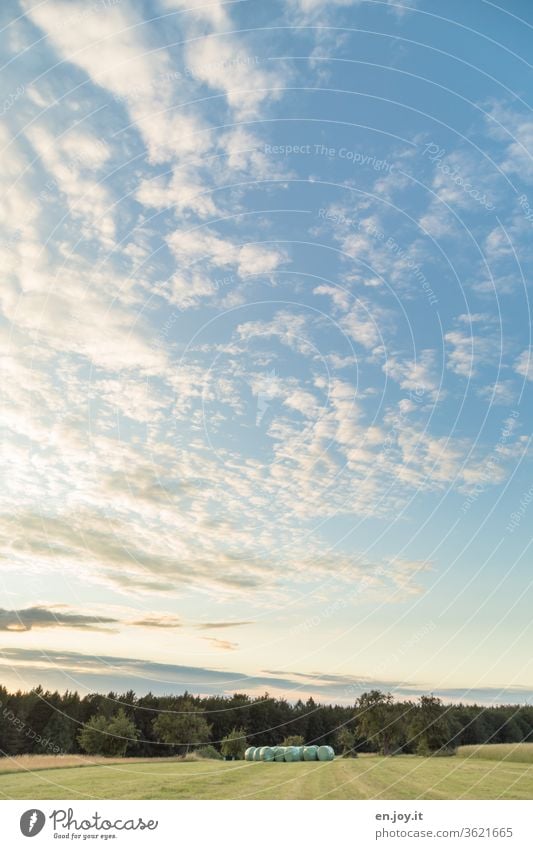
0;0;532;706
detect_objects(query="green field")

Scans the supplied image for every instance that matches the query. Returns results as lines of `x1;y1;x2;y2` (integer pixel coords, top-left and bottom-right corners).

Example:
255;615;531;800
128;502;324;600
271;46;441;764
1;748;533;799
456;743;533;764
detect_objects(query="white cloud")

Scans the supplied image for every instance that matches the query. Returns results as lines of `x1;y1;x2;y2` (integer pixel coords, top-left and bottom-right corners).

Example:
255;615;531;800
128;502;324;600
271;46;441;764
313;284;352;312
158;0;229;27
444;329;495;378
236;312;314;356
515;349;533;381
21;0;210;165
2;269;166;376
185;36;282;119
25;125;116;246
418;201;456;239
487;103;533;182
288;0;358;11
383;349;440;400
286;0;416;18
478;380;517;406
219;128;286;179
313;282;385;349
136;169;219;219
164;228;286;306
340;305;382;349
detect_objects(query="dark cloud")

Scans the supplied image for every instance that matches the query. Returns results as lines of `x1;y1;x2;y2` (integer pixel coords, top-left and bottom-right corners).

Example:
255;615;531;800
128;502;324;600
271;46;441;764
0;647;529;706
261;669;396;687
196;621;253;629
0;607;118;633
130;616;181;629
0;608;183;633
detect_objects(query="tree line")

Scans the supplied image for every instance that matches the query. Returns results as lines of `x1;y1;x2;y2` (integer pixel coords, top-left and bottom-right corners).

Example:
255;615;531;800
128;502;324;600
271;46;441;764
1;685;532;759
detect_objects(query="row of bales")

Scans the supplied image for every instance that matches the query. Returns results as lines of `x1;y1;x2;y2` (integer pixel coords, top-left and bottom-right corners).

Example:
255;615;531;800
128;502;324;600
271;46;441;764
245;745;334;762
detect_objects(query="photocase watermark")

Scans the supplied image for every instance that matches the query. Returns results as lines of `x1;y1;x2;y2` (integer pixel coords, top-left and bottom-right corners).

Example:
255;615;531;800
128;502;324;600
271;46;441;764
517;193;533;225
385;236;438;306
264;143;393;172
461;410;519;513
213;273;236;292
112;56;261;105
506;483;533;534
422;143;495;211
318;208;438;306
50;807;158;834
0;701;62;754
0;84;25;117
20;807;159;838
20;809;46;838
25;0;123;43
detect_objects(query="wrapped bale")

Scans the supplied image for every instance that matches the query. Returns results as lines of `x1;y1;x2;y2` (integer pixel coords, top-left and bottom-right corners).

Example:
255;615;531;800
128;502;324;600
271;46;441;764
296;746;305;760
283;746;299;762
262;747;275;762
244;747;256;761
273;747;286;761
303;745;319;761
317;745;335;761
253;748;263;761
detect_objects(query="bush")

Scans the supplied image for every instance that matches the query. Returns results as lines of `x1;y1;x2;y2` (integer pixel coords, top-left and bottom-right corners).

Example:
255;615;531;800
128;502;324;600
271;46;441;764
152;701;211;753
281;735;305;748
78;709;139;757
221;727;247;760
195;745;223;760
335;727;357;757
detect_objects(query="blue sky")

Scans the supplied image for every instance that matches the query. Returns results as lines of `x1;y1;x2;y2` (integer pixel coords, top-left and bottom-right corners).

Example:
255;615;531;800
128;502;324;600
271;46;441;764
0;0;532;705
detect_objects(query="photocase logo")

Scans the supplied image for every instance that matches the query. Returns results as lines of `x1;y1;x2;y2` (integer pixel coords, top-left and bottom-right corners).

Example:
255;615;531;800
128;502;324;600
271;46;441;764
20;809;46;837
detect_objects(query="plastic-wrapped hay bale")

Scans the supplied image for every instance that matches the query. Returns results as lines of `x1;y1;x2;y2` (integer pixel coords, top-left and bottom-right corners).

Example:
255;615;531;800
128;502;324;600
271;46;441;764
253;748;263;761
262;747;275;762
303;745;318;761
283;746;299;762
273;747;286;762
244;747;256;761
296;746;305;761
317;745;335;761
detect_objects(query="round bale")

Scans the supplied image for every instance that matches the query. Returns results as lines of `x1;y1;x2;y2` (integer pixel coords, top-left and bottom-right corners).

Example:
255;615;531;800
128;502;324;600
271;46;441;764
303;745;319;761
317;745;335;761
244;747;256;761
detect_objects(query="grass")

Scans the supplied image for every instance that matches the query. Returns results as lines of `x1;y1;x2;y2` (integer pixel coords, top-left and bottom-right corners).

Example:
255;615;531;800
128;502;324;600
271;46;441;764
456;743;533;764
0;753;178;775
1;749;533;799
